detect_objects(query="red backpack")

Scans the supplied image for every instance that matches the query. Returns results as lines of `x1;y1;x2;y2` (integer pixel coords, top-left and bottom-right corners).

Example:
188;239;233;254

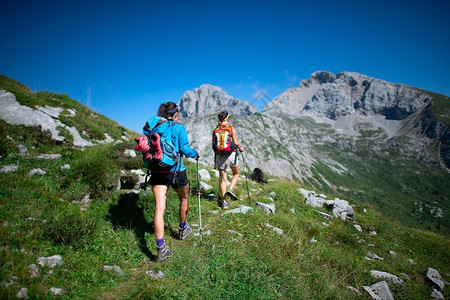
213;125;235;156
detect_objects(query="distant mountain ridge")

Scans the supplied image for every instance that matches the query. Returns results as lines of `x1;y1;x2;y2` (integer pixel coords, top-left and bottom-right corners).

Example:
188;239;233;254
178;71;450;233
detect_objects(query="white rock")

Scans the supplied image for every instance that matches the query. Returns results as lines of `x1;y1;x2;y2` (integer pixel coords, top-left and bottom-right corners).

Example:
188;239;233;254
199;181;212;191
124;149;136;158
223;205;253;215
49;287;64;296
28;168;46;177
146;270;165;278
427;268;445;290
362;281;394;300
370;270;405;285
198;169;211;181
266;223;283;235
431;289;444;300
0;165;19;173
38;255;63;267
255;202;275;214
354;224;363;232
36;154;61;159
16;287;29;299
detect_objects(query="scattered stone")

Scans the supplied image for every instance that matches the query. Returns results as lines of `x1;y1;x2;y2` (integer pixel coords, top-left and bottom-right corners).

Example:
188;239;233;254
18;145;28;156
315;210;333;220
306;196;326;208
408;259;417;265
255;202;275;214
354;224;363;232
27;264;39;277
369;231;377;236
146;270;165;278
426;268;445;290
321;222;330;227
28;168;46;177
208;210;219;215
347;285;359;294
61;164;71;170
38;255;63;267
102;265;124;276
199;181;212;191
368;252;383;261
227;230;243;237
362;281;394;300
2;275;18;287
388;250;397;258
124;149;136;158
290;208;295;214
298;188;313;198
0;164;19;174
332;198;354;221
66;109;76;117
266;223;283;235
16;287;29;299
318;193;327;199
370;270;405;285
269;191;277;198
431;289;444;300
223;205;253;215
36;154;62;159
73;194;91;205
193;229;211;237
310;237;317;243
198;169;211;181
49;287;64;296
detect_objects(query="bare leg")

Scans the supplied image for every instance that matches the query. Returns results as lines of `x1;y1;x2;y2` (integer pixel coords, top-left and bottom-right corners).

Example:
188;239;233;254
219;169;227;199
152;185;168;240
229;165;240;191
175;183;190;224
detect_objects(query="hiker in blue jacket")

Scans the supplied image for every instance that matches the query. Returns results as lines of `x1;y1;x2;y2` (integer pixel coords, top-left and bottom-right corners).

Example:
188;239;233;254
150;101;200;262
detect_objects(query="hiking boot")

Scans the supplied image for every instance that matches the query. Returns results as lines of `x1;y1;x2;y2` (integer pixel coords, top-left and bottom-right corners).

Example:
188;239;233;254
156;244;173;262
218;198;229;210
179;224;192;240
226;189;238;201
150;133;163;160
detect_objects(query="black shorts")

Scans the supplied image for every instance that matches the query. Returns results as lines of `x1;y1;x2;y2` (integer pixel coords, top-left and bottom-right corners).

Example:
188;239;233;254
150;170;189;189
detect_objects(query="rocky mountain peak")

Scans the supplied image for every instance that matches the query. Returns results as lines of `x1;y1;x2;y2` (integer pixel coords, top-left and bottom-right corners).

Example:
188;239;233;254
178;84;257;118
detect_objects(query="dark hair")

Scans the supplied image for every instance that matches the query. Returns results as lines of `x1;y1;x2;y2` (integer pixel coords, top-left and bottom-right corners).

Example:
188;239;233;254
157;102;178;119
218;111;229;122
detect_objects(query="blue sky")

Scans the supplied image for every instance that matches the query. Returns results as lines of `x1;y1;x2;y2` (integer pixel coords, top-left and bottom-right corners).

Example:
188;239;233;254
1;0;449;132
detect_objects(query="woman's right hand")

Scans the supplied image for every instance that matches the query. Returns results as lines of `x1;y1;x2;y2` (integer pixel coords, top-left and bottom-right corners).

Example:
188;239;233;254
196;149;201;158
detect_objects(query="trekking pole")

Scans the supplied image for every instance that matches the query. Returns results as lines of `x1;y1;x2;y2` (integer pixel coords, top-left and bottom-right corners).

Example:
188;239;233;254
240;151;251;206
196;157;203;245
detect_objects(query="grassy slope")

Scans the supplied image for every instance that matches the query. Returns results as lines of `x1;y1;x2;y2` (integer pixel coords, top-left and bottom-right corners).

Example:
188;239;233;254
0;76;449;298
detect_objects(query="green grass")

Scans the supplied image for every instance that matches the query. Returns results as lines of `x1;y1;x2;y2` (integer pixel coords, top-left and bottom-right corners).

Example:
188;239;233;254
1;76;449;298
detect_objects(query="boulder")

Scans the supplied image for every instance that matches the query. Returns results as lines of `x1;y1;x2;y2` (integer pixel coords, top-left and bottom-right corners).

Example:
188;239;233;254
223;205;253;215
198;169;211;181
306;196;326;208
362;281;394;300
0;164;19;174
256;202;275;214
370;270;405;285
426;268;445;290
38;255;63;267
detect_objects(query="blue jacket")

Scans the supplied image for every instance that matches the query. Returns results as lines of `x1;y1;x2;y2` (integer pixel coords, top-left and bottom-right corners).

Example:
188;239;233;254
152;120;198;173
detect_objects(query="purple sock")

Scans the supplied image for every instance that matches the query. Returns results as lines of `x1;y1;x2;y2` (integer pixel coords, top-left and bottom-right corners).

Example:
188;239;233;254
179;222;187;229
156;238;165;248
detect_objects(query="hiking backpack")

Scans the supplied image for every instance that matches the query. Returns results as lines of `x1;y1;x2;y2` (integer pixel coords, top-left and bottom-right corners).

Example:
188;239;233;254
134;116;180;171
213;124;235;156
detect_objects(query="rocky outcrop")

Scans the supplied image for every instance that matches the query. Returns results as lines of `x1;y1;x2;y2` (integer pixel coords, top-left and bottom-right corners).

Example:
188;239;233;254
178;84;257;118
